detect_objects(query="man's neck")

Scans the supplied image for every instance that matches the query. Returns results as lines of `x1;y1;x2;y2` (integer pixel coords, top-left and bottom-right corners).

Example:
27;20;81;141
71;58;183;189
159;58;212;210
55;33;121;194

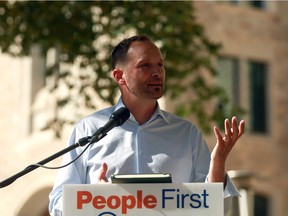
121;96;158;125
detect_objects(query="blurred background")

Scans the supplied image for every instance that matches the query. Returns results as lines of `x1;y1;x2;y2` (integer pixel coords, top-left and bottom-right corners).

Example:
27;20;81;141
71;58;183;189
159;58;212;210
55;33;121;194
0;1;287;216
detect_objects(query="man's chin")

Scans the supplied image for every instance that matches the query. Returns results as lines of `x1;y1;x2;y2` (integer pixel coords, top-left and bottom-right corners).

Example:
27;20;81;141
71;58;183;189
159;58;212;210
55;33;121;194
151;92;164;100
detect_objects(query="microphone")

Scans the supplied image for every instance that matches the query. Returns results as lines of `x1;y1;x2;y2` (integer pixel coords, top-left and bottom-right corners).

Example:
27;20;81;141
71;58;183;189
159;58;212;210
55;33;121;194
90;107;130;143
0;107;130;188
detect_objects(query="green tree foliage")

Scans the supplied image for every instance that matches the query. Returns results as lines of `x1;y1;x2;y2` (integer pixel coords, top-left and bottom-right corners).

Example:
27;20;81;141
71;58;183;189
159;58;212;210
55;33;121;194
0;1;231;136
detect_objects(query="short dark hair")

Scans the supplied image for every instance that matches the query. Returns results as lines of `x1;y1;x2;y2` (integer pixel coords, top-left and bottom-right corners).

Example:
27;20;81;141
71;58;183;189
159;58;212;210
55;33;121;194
111;35;151;69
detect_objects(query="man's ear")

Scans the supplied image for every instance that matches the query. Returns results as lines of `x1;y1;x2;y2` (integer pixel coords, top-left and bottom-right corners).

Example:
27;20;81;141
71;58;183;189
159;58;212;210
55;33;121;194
112;68;125;85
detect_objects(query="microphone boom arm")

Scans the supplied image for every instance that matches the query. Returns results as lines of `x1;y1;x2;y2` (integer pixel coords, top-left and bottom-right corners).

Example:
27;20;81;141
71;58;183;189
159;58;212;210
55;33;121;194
0;107;130;189
0;136;91;188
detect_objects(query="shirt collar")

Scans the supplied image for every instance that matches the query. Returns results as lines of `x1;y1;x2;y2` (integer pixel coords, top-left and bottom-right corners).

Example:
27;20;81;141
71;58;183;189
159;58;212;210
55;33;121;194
152;102;170;124
115;97;170;125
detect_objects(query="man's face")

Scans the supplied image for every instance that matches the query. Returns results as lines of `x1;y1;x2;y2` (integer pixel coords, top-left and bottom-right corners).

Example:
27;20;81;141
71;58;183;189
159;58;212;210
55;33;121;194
120;41;165;100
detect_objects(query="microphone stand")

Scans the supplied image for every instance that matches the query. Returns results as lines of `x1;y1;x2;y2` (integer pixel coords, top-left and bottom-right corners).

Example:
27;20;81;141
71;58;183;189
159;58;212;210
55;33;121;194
0;107;130;188
0;136;92;188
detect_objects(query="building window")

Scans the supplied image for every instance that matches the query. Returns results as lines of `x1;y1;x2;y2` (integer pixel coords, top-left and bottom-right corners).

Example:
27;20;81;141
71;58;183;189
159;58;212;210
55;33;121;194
250;0;266;9
228;192;270;216
254;194;269;216
226;0;266;9
217;56;240;114
249;61;267;133
217;58;268;134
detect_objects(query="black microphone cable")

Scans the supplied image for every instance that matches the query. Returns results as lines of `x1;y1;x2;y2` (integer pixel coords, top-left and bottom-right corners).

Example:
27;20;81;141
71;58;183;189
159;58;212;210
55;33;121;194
27;107;130;170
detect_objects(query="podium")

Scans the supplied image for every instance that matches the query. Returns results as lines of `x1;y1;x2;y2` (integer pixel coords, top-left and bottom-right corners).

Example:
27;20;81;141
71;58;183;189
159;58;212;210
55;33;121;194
63;183;223;216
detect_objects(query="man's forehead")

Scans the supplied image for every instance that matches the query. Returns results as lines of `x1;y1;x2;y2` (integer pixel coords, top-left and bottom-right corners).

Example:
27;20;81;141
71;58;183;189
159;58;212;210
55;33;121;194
127;41;163;59
129;40;156;50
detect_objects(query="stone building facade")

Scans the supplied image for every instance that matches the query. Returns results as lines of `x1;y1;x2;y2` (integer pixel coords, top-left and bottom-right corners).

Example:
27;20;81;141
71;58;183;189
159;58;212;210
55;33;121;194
193;2;288;216
0;1;287;215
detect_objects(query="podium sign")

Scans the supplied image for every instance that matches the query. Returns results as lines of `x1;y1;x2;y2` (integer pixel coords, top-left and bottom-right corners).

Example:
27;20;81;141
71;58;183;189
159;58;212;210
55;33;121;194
63;183;223;216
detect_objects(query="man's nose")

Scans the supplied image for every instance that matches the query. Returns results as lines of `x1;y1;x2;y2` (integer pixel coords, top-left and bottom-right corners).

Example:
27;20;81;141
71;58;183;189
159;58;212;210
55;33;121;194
152;65;162;77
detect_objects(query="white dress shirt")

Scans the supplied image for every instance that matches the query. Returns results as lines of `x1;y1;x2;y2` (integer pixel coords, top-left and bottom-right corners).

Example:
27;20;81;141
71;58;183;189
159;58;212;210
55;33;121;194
49;97;239;215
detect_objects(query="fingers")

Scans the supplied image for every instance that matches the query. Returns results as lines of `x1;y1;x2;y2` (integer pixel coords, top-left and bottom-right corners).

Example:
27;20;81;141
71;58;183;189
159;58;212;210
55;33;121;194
238;120;245;137
231;117;239;141
224;118;231;138
98;162;108;182
224;116;245;143
232;116;245;139
212;117;245;162
213;126;223;141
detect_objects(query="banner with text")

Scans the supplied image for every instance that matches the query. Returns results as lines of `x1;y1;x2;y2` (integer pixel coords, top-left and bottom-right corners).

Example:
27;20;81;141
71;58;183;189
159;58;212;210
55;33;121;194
63;183;223;216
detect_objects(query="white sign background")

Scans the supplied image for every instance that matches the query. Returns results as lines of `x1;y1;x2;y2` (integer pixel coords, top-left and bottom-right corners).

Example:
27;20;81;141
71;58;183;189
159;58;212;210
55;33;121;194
63;183;223;216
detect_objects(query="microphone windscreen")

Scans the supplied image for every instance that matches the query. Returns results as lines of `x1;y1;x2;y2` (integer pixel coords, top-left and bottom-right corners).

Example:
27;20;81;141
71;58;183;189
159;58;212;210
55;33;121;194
110;107;130;126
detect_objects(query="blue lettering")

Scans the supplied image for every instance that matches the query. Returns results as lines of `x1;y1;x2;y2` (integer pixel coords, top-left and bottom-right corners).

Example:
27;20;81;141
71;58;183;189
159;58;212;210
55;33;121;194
202;189;209;208
181;193;190;208
162;188;210;209
162;189;175;208
190;194;201;208
98;212;117;216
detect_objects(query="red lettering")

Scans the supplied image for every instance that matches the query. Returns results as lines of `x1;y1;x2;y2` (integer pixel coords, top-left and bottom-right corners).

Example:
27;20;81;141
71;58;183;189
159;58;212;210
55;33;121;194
77;191;92;209
122;195;136;214
107;195;121;209
143;195;157;209
92;195;106;209
76;190;157;214
137;190;142;208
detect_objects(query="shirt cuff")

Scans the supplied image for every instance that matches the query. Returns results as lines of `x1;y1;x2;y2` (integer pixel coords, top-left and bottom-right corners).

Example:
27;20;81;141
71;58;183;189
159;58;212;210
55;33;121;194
205;173;240;198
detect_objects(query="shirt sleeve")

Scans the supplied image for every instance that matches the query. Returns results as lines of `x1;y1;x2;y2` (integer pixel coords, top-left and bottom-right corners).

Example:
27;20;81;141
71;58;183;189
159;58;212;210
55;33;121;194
190;129;211;182
223;174;241;215
49;125;89;216
205;173;240;215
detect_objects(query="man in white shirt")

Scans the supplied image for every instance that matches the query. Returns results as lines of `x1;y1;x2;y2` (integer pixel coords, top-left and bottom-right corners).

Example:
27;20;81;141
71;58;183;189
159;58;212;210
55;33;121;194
49;35;245;215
